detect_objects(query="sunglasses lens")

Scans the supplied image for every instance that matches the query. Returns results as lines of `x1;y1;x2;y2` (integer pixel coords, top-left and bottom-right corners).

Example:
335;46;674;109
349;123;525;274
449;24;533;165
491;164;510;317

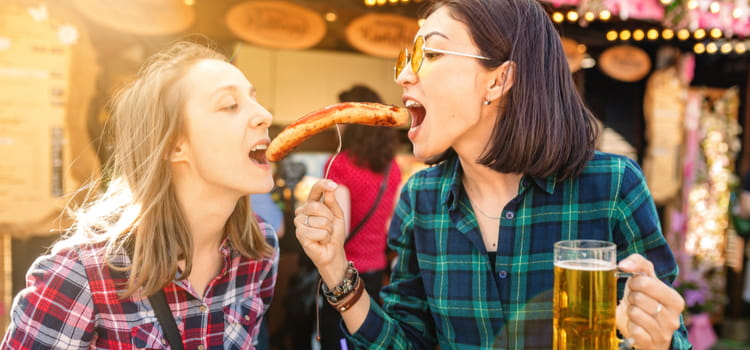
395;48;408;81
411;36;425;75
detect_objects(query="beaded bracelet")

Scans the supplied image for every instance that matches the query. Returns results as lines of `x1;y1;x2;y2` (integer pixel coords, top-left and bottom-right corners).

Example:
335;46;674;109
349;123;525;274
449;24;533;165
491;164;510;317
328;274;364;312
321;261;358;303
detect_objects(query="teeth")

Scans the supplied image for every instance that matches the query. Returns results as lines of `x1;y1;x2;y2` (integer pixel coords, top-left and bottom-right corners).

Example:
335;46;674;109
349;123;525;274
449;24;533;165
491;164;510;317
405;100;422;108
250;144;267;152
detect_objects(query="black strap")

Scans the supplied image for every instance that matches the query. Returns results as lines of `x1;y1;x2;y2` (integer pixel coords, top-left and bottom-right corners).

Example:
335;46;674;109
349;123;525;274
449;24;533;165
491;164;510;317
346;161;392;244
124;244;184;350
148;290;185;350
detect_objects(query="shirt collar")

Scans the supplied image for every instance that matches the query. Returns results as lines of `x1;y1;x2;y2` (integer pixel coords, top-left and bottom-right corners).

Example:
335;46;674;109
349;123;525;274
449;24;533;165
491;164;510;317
443;156;558;210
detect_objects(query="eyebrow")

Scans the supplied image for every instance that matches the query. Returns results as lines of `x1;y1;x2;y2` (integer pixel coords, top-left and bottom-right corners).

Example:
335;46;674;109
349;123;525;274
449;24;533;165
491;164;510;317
211;85;256;98
424;31;449;41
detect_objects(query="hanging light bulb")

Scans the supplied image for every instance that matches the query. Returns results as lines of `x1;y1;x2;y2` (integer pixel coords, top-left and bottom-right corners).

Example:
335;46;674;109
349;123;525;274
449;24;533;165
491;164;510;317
584;11;596;22
709;1;721;14
633;29;645;41
620;30;631;41
647;28;660;40
599;10;611;21
694;42;706;54
721;42;733;54
706;42;718;53
733;8;744;19
678;29;691;40
567;11;579;22
736;42;747;54
364;0;376;6
694;28;707;40
687;0;699;10
710;28;723;39
606;30;618;41
552;12;564;23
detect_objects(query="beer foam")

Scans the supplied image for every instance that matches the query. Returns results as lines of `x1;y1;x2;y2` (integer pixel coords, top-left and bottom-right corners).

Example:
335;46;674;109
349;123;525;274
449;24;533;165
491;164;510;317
554;259;615;271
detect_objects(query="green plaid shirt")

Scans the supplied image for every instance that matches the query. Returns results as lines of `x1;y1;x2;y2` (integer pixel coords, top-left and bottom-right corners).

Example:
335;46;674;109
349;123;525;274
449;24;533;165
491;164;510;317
348;152;691;349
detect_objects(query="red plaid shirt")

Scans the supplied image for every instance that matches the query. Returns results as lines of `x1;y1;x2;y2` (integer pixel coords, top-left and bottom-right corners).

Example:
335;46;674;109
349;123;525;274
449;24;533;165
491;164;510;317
1;222;278;349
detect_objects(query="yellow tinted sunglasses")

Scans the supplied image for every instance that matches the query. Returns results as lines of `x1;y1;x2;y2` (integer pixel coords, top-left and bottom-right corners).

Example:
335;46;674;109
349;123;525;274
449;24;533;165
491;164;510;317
394;35;492;82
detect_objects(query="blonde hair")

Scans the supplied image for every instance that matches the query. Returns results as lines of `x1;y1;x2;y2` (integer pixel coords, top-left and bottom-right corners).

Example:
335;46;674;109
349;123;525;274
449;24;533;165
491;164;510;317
58;40;272;297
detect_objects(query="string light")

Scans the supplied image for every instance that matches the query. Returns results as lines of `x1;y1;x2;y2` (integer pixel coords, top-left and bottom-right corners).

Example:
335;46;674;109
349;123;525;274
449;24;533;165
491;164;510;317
364;0;376;5
694;42;706;54
695;28;707;40
324;11;337;22
677;29;691;41
709;1;721;14
721;42;733;54
687;0;699;10
606;30;618;41
736;42;747;54
552;12;564;23
647;29;660;40
566;11;579;22
599;10;611;21
662;29;675;40
710;28;723;39
619;30;631;41
584;11;595;22
633;29;645;41
706;42;718;54
733;8;744;19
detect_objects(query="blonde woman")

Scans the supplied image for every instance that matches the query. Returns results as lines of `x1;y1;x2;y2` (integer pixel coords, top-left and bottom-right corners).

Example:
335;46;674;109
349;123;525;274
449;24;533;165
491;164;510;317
1;41;278;349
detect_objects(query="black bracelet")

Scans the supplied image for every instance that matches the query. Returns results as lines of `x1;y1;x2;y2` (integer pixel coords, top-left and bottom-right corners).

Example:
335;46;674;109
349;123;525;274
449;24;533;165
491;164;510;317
321;261;359;303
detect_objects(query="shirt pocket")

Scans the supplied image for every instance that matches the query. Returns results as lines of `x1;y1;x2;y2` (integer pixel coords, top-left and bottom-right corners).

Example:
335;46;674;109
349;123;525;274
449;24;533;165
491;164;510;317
223;296;264;349
130;321;169;349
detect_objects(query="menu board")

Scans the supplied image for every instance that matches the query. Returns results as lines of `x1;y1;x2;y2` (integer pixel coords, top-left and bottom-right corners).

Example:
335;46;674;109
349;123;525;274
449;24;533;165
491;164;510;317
0;3;75;226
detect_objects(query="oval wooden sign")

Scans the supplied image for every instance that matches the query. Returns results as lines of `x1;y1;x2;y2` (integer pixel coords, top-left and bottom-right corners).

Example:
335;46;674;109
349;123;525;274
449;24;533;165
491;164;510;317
72;0;195;36
225;0;327;50
561;37;584;73
345;13;419;58
599;45;652;82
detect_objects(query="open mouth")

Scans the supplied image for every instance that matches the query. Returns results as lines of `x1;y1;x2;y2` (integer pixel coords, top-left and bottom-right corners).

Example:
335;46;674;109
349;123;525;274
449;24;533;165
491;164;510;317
249;144;268;165
405;100;426;129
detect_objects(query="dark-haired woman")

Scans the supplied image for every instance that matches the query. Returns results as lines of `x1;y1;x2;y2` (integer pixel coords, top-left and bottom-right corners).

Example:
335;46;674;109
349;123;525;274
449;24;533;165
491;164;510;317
294;1;690;349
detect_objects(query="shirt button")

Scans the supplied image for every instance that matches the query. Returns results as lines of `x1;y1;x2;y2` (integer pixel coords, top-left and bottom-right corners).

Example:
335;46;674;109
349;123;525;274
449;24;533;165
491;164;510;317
199;305;207;312
244;315;251;321
198;345;205;350
498;270;508;279
505;211;515;220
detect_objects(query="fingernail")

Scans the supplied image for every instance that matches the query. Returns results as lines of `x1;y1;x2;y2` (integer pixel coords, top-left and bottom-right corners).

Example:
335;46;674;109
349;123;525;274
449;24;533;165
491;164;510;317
326;180;338;189
619;260;634;270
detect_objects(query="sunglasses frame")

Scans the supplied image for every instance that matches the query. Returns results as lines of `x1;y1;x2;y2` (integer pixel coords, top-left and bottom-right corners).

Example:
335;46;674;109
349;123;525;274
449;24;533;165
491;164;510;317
394;35;492;81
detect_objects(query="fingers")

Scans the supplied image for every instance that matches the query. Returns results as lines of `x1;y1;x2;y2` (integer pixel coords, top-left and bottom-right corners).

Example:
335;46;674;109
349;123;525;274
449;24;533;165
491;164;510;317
617;254;686;349
618;254;656;278
305;180;344;218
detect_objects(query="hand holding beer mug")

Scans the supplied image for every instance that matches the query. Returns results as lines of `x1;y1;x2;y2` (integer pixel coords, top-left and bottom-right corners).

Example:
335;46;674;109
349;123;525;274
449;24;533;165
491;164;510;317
553;240;685;350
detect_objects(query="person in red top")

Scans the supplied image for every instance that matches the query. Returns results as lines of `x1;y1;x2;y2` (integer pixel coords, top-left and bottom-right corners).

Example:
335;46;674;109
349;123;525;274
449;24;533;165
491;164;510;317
1;40;279;349
318;85;402;349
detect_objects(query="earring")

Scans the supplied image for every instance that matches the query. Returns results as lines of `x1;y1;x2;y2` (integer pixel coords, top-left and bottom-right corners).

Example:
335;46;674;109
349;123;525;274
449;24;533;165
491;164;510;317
484;100;491;105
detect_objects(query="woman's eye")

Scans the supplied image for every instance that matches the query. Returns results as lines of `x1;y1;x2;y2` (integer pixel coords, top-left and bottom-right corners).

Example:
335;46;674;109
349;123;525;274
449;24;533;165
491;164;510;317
424;52;442;60
222;103;239;112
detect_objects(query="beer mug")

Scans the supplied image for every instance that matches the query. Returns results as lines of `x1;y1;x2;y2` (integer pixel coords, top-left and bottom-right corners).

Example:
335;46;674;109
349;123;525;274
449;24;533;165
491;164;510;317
553;239;630;350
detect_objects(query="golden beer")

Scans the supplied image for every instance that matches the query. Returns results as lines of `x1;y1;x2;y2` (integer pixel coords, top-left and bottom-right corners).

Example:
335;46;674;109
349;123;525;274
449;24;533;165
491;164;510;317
553;259;618;350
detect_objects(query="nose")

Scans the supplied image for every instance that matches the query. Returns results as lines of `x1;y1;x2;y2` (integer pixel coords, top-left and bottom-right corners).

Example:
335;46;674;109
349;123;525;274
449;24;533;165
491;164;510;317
395;61;417;86
250;103;273;129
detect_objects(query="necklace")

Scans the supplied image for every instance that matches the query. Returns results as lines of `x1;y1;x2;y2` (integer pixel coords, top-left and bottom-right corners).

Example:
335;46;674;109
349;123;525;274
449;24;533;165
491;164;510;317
466;194;502;220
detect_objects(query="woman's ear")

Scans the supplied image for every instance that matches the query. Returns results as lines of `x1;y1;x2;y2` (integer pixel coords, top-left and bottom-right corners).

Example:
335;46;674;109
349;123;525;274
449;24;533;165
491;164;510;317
485;61;516;104
169;137;189;163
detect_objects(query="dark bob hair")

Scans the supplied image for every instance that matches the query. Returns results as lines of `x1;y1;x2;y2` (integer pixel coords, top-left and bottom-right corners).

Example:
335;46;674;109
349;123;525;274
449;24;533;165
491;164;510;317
423;0;599;181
